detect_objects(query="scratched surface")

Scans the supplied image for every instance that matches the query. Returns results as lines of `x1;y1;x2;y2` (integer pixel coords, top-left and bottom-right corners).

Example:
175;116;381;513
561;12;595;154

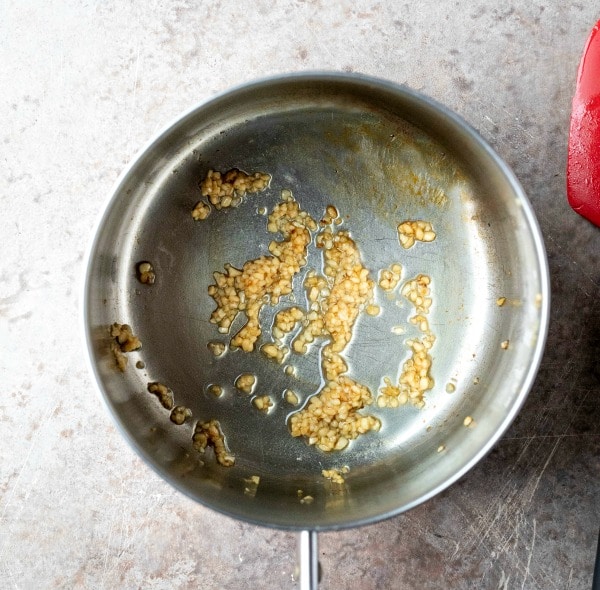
1;2;599;589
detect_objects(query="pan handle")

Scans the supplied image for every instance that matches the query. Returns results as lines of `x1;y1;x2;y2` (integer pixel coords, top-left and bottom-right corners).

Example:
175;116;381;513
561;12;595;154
298;530;319;589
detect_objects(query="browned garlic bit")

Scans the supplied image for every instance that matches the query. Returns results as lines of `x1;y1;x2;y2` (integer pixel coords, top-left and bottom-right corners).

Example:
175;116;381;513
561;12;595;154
284;389;299;405
397;220;436;249
321;350;348;382
289;376;381;452
319;230;374;353
401;335;435;403
192;168;270;219
409;314;430;333
366;304;380;316
496;297;507;307
378;377;407;408
244;475;260;497
378;264;402;292
203;184;439;456
252;395;274;413
110;323;142;371
110;342;128;372
111;323;142;352
136;261;156;285
400;274;432;314
260;342;289;364
207;384;223;397
378;273;435;408
234;373;256;395
170;406;193;425
191;201;211;220
201;168;270;210
501;340;510;349
320;204;339;226
208;191;316;352
303;271;329;310
272;307;304;340
378;332;435;409
207;341;226;357
192;419;235;467
322;466;349;484
287;219;379;451
293;228;374;356
147;382;174;410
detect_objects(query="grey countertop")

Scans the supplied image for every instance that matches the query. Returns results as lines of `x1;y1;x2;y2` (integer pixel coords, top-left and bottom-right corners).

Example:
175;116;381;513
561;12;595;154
2;2;599;589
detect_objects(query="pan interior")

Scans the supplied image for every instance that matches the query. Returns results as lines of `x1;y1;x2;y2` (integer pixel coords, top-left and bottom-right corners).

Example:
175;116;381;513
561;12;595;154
84;76;547;530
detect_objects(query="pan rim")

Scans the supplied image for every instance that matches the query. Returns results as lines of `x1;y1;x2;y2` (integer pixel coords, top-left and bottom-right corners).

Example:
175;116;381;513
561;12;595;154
80;71;550;531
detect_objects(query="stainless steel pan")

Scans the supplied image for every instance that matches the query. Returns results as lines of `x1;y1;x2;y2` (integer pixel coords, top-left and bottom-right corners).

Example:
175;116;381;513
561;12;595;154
82;73;549;588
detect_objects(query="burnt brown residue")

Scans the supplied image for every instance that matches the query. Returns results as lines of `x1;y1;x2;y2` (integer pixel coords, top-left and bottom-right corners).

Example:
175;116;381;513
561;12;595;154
381;167;450;208
192;419;235;467
170;406;192;425
320;117;460;219
136;261;155;285
110;323;142;371
147;382;174;410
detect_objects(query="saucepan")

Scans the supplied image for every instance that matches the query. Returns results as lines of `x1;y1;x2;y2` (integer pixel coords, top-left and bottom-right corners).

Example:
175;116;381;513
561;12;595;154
81;73;550;588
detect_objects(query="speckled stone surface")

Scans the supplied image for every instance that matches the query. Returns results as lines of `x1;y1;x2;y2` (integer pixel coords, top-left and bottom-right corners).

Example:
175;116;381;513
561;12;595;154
1;2;599;589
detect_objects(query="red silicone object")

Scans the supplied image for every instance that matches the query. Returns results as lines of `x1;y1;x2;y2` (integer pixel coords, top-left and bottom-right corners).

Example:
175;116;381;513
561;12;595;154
567;20;600;227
